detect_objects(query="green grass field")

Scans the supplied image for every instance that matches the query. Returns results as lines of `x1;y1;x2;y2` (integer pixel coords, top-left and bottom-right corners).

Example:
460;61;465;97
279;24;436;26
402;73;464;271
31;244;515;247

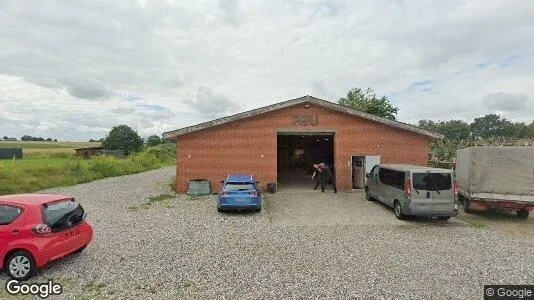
0;141;100;149
0;141;101;158
0;143;176;195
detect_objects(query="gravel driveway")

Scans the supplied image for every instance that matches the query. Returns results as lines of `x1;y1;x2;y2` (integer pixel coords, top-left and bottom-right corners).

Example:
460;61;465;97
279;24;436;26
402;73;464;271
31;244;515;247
1;166;533;299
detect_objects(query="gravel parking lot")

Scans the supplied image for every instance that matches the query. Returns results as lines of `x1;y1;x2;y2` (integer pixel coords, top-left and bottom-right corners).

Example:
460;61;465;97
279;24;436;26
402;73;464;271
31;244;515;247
1;166;533;299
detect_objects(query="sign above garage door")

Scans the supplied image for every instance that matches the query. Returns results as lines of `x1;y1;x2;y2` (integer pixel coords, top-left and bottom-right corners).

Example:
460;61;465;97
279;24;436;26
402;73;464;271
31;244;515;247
293;115;319;126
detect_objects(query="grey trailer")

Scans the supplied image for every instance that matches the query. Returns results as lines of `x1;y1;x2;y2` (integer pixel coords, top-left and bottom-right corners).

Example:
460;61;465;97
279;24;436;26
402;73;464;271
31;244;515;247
455;146;534;219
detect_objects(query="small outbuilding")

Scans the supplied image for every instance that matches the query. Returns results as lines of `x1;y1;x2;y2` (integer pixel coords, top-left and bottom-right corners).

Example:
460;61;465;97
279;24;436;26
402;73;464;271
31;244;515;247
163;95;443;193
75;147;104;159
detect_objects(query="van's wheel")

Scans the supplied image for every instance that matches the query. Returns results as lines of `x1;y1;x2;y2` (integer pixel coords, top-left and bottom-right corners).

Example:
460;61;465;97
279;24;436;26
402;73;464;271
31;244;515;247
365;187;373;201
517;209;529;219
394;201;406;220
6;251;36;280
436;216;450;221
463;198;472;214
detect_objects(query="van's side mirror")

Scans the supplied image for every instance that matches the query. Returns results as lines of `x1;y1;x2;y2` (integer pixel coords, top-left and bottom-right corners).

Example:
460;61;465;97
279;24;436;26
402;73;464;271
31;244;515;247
366;173;371;179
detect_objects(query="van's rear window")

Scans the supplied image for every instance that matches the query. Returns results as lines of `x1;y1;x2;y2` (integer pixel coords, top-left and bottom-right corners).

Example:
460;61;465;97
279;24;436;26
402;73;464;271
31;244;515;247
413;173;452;191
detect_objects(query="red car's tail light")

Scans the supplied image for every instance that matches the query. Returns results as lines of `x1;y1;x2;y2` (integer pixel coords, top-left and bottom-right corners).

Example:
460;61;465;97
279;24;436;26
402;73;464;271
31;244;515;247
33;224;51;234
404;178;412;199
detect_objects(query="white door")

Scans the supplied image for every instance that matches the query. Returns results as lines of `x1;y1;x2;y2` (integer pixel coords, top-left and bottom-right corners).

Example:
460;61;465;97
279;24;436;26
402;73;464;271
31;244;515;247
364;156;380;175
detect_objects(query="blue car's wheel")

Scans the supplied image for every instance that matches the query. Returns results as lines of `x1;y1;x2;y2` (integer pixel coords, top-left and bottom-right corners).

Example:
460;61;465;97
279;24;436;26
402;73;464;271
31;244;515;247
254;205;261;213
217;207;223;213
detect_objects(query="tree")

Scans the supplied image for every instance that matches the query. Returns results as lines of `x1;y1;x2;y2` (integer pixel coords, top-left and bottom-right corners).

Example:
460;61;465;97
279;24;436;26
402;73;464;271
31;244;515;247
417;120;438;132
21;135;33;141
419;120;470;140
46;138;53;142
2;136;8;141
502;122;534;139
470;114;512;139
102;125;143;155
145;135;163;147
338;87;399;120
526;121;534;138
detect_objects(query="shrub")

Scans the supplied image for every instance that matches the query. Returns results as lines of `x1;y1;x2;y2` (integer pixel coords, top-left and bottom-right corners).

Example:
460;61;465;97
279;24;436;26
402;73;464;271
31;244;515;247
90;155;122;177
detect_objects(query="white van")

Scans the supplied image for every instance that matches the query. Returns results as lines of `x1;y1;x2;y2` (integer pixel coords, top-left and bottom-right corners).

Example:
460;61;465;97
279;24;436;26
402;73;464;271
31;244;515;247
365;164;459;220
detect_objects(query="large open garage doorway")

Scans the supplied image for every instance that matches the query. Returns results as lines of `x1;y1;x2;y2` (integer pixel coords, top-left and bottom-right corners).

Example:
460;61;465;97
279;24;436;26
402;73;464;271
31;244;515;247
277;132;335;190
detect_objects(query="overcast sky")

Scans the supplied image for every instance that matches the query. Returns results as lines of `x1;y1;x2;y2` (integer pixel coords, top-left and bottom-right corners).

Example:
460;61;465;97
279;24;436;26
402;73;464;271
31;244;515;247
1;0;533;141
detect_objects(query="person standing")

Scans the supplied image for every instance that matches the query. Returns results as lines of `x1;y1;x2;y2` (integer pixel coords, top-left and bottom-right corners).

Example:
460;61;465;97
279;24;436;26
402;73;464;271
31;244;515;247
319;163;337;193
312;163;323;190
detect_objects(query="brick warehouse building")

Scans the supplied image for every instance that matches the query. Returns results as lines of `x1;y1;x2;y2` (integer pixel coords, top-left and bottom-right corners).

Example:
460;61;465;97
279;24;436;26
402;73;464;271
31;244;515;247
163;96;443;193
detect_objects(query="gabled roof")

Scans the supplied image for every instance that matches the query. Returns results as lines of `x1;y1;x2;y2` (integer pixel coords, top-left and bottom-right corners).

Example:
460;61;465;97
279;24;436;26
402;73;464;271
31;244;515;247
163;95;443;139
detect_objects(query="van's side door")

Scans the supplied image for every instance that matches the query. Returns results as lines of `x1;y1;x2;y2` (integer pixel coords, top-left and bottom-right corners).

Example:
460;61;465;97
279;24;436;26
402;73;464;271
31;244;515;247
368;166;384;202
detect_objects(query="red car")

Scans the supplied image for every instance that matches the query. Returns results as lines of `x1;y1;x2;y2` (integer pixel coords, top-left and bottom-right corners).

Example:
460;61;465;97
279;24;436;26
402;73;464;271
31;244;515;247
0;194;93;280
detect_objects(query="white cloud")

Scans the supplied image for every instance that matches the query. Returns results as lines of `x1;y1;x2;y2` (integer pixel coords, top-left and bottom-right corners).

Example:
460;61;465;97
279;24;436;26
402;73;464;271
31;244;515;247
183;86;240;117
1;0;534;140
482;92;528;112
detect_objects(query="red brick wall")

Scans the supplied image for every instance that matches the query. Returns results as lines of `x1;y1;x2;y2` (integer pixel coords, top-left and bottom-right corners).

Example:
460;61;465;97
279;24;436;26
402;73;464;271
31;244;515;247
175;103;430;193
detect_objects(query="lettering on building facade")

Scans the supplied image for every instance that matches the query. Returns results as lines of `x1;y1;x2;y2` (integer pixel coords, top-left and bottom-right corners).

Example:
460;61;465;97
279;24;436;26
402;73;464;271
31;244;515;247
293;115;319;126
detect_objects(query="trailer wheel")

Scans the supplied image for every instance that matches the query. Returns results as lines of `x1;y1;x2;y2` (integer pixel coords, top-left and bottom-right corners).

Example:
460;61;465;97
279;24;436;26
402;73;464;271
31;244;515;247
457;194;465;205
517;209;529;219
463;198;472;214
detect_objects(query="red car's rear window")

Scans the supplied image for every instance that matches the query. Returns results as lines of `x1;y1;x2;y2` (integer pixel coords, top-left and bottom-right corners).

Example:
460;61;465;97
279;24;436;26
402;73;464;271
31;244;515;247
41;200;85;232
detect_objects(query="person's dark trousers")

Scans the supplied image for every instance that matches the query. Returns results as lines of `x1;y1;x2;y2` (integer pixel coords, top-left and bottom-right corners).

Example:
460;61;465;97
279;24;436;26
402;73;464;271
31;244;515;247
331;173;337;193
321;172;337;193
314;174;322;189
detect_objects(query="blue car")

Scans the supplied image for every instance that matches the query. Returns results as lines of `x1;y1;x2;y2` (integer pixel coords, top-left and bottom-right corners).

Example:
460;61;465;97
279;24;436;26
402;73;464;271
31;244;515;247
217;175;262;212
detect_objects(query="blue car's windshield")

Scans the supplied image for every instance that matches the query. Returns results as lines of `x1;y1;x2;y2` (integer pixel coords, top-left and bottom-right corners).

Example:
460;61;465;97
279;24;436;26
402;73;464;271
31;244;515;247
224;183;255;191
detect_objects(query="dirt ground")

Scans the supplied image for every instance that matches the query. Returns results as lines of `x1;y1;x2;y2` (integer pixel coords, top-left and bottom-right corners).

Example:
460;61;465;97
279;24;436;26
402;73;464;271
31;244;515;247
456;208;534;241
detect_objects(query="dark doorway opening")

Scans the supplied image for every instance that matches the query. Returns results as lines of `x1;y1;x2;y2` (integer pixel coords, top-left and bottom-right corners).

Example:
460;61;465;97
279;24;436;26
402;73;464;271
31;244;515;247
352;156;365;189
277;132;334;189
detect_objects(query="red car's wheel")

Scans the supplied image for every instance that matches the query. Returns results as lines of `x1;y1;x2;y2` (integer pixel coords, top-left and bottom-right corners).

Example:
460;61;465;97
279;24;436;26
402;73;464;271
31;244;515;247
6;250;36;280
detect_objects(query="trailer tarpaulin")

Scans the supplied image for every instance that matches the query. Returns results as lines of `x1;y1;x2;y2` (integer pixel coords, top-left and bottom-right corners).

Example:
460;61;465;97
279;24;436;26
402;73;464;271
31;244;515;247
456;146;534;202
